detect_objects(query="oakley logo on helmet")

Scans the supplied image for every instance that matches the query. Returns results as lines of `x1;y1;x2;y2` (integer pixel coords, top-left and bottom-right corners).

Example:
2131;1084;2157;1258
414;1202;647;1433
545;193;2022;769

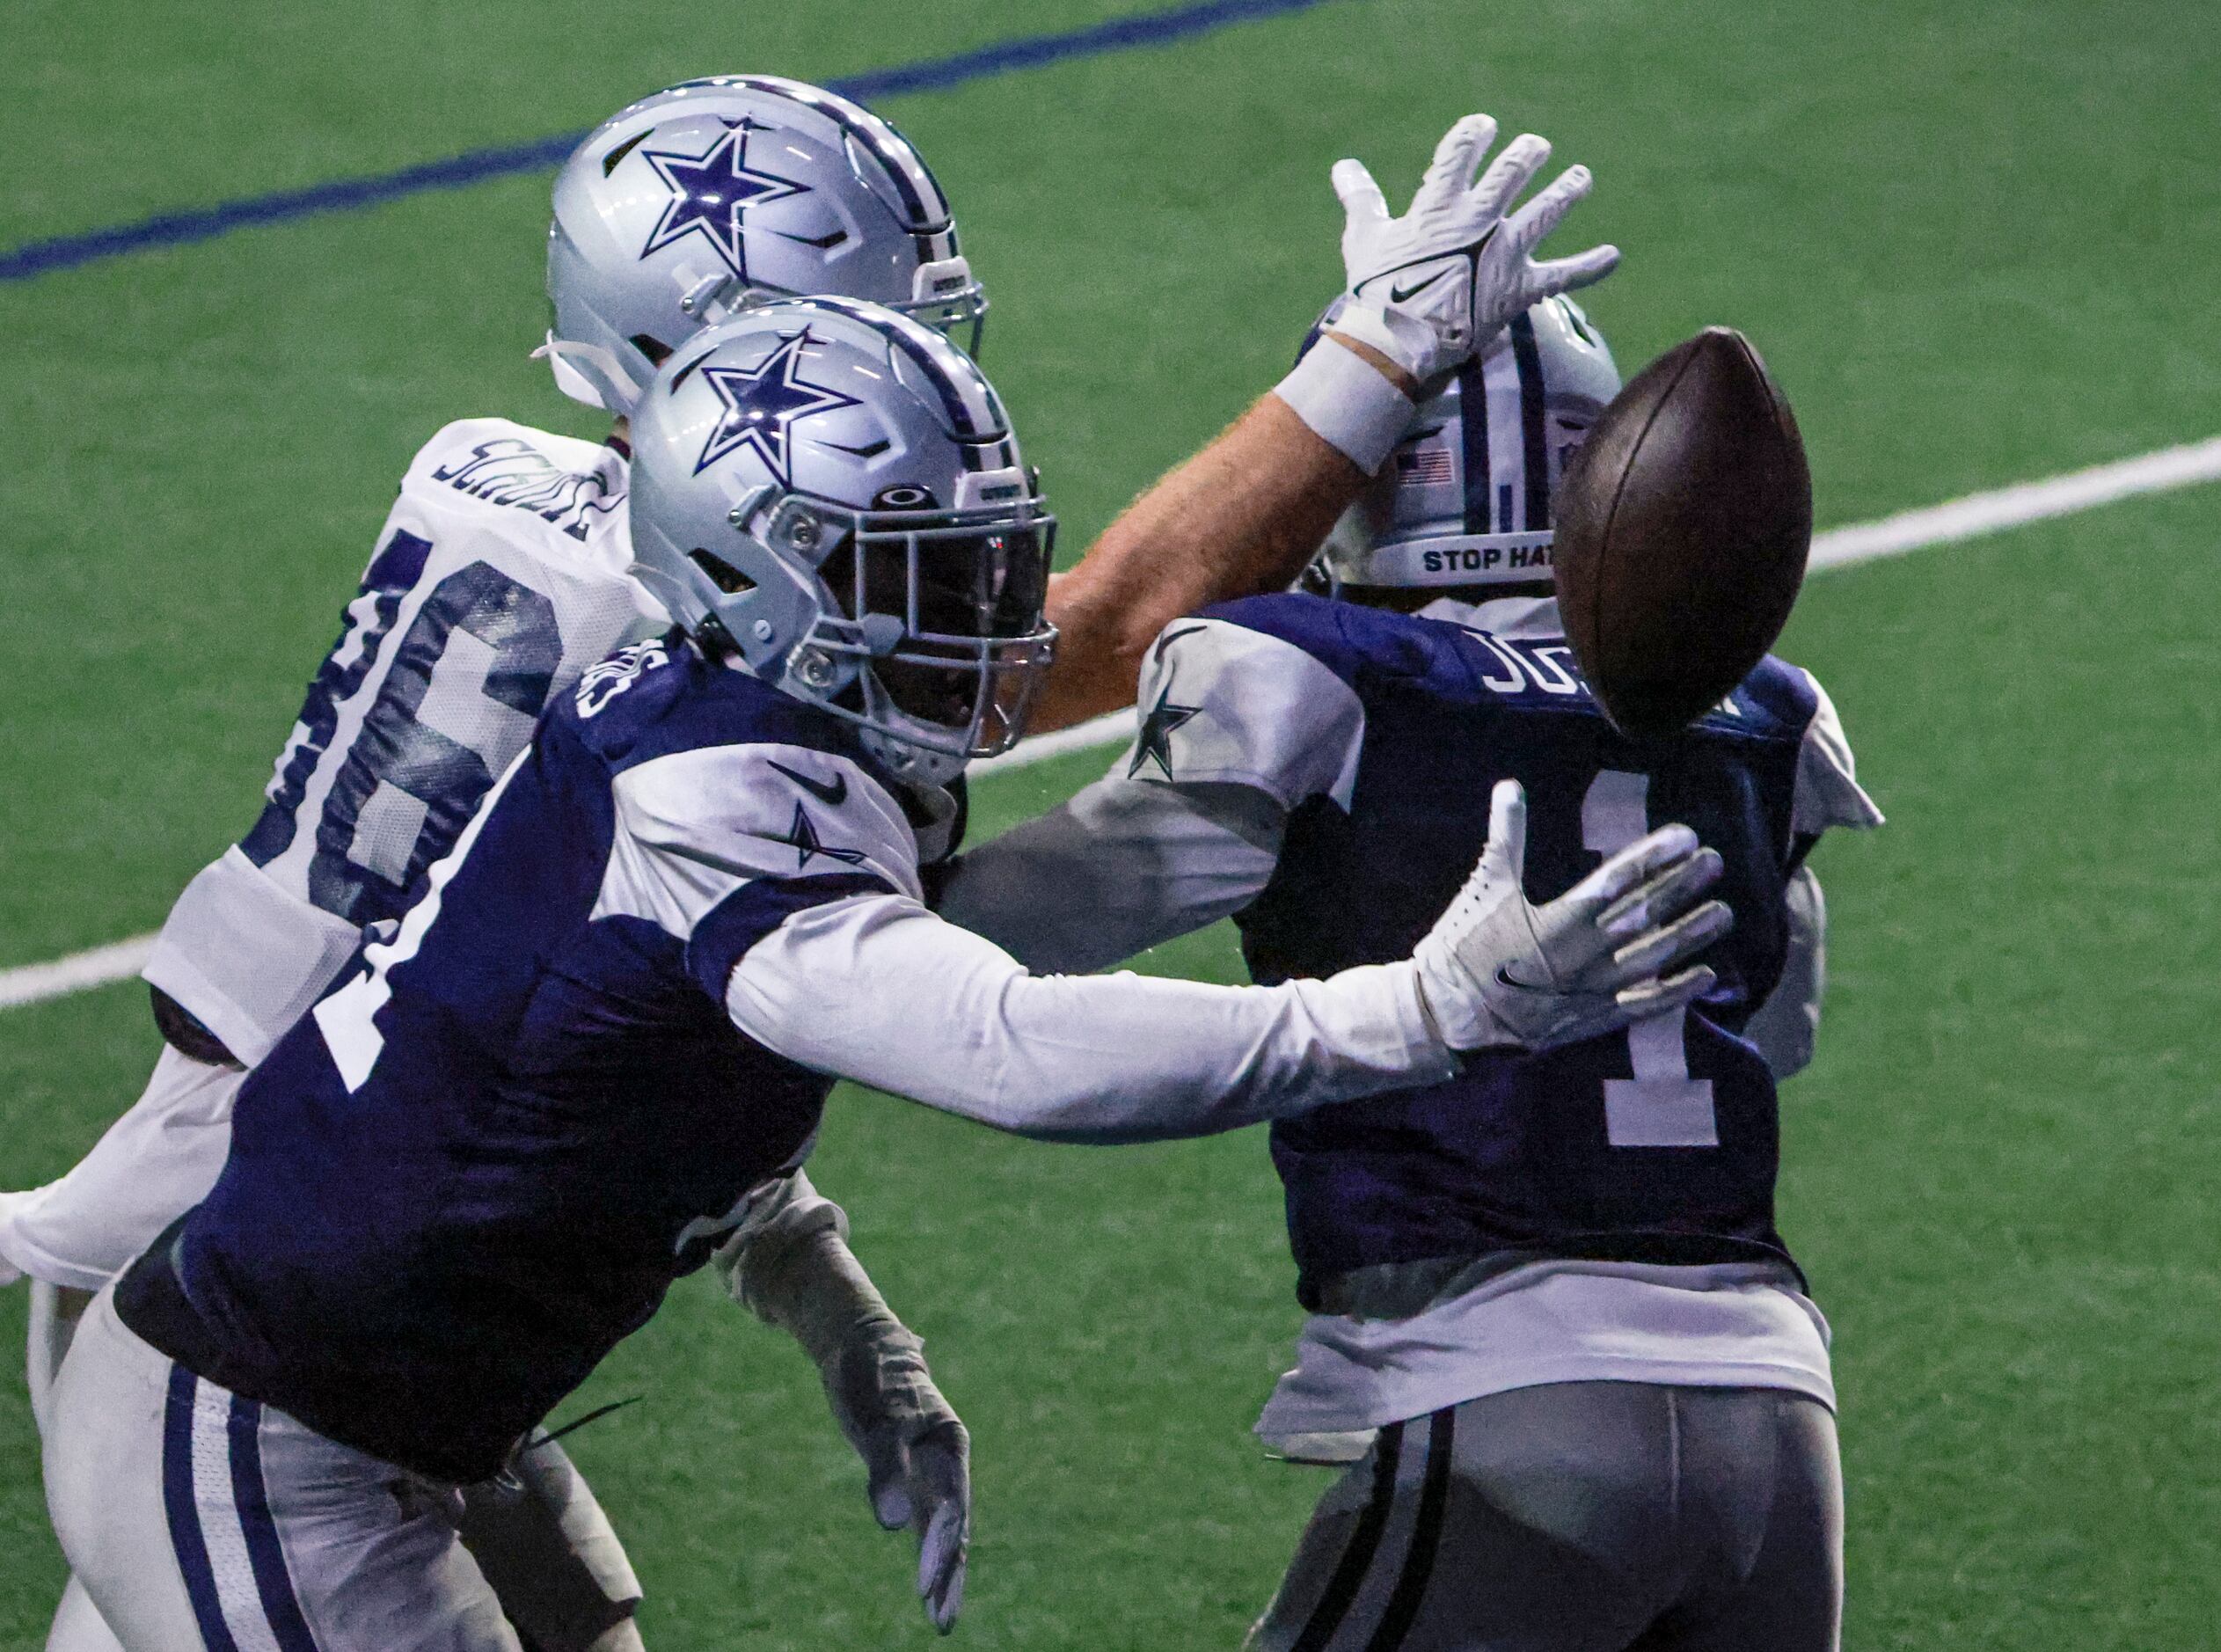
873;485;939;510
640;121;810;282
695;331;862;482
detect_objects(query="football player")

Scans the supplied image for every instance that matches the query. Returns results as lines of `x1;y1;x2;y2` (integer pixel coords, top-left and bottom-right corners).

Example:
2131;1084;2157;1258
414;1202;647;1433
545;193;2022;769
34;126;1730;1642
4;73;1055;1652
934;295;1884;1649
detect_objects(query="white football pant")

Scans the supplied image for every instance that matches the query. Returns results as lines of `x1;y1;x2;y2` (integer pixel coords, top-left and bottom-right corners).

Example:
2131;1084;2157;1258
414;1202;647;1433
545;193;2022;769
47;1286;524;1652
16;1050;645;1652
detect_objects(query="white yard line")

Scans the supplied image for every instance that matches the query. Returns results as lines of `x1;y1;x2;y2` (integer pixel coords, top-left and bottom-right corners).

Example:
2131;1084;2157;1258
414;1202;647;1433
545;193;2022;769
1806;436;2221;570
969;707;1139;778
6;435;2217;1013
0;934;156;1011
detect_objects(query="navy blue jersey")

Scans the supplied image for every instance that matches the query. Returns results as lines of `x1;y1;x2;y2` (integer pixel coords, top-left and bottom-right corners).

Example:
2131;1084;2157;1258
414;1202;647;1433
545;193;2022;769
1169;594;1874;1306
118;634;928;1483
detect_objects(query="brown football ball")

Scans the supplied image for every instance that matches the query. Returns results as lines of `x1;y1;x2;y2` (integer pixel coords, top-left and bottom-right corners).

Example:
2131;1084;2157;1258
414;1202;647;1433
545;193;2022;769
1552;326;1812;740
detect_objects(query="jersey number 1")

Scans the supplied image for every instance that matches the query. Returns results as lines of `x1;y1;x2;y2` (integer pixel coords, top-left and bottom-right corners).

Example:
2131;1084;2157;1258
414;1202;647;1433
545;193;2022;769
1582;771;1719;1148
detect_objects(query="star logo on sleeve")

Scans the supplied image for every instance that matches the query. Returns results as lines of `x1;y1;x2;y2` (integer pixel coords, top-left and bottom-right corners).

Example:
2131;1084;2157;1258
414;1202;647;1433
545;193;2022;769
776;802;871;870
694;331;862;482
1128;686;1202;779
639;121;809;281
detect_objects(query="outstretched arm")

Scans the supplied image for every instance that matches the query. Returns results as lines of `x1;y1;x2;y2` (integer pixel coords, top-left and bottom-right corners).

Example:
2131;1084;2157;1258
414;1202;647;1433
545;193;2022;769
727;785;1729;1144
1031;388;1380;734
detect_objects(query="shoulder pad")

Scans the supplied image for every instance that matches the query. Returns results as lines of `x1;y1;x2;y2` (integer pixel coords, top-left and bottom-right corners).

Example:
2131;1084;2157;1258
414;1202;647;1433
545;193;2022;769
1721;654;1822;739
561;639;902;789
605;737;922;917
1127;610;1366;809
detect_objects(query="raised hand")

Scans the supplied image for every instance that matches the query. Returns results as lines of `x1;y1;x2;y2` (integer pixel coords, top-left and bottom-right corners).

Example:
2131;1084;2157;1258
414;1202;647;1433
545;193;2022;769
1327;114;1619;386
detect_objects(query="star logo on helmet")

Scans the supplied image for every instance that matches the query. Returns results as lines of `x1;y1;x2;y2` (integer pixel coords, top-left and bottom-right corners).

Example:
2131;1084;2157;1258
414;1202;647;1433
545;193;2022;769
1129;686;1202;779
694;331;863;483
639;121;809;281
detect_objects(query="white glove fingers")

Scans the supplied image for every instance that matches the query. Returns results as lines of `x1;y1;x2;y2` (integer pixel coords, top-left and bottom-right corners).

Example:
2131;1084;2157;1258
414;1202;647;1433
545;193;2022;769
1596;847;1725;939
1563;822;1703;917
1332;157;1390;225
1467;132;1552;219
1504;164;1592;256
919;1502;967;1633
1594;898;1734;989
871;1440;914;1531
1414;113;1501;208
921;1514;967;1634
911;1422;971;1634
1615;963;1717;1020
1483;779;1529;885
1524;242;1623;300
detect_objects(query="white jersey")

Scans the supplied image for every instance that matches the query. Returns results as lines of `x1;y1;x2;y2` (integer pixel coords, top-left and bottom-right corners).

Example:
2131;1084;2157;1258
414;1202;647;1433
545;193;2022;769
142;419;650;1066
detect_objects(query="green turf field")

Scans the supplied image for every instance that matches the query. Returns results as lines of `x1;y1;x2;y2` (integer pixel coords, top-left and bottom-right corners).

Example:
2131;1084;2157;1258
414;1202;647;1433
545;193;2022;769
4;0;2219;1644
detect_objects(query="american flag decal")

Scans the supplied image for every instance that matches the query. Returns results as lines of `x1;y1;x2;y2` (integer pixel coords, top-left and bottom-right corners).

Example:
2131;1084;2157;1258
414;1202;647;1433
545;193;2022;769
1396;445;1455;486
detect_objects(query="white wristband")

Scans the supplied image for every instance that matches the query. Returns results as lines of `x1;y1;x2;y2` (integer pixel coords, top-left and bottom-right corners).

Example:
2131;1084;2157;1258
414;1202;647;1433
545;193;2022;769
1270;333;1415;476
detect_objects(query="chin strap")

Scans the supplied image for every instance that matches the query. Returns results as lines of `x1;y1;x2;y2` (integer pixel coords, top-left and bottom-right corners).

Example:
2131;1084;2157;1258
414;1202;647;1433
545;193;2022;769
533;334;643;413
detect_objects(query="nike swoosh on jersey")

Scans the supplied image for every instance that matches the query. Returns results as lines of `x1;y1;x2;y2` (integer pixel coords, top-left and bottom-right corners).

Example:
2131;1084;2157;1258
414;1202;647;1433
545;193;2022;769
768;760;848;808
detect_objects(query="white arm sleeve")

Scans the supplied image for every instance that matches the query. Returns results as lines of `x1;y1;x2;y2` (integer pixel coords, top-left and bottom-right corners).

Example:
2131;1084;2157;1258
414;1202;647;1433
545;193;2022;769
1744;866;1827;1080
937;615;1363;974
726;893;1455;1144
936;780;1282;975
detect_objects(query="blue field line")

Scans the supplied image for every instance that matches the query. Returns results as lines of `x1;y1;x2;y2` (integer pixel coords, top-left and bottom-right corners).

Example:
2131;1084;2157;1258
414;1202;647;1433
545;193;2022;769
0;0;1331;284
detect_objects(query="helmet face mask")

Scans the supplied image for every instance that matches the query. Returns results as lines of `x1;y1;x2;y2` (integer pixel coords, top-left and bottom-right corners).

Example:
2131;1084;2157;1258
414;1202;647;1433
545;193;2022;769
626;301;1056;784
545;76;985;414
783;497;1057;766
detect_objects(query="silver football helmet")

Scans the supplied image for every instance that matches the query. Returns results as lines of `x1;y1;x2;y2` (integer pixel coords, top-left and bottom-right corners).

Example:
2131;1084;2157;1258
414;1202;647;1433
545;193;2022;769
544;76;985;413
628;298;1055;786
1307;296;1621;593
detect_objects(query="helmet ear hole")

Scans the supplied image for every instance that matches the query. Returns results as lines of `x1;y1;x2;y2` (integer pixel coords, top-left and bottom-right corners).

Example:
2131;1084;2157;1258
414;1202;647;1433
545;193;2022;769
630;333;672;365
688;550;756;595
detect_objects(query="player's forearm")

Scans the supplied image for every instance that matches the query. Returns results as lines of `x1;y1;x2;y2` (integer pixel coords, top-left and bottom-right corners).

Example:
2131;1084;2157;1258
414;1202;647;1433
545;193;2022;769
935;778;1283;974
726;895;1454;1143
1026;340;1415;734
713;1172;881;1363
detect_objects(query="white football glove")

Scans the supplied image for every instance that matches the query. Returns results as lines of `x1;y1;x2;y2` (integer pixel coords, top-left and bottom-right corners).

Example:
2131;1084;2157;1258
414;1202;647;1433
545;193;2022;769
823;1325;970;1636
1328;114;1619;386
720;1186;969;1635
1414;781;1731;1051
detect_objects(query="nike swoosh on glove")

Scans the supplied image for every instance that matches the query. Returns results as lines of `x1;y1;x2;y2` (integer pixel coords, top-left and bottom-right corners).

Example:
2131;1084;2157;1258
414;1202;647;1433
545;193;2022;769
1327;113;1620;386
1412;780;1732;1051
